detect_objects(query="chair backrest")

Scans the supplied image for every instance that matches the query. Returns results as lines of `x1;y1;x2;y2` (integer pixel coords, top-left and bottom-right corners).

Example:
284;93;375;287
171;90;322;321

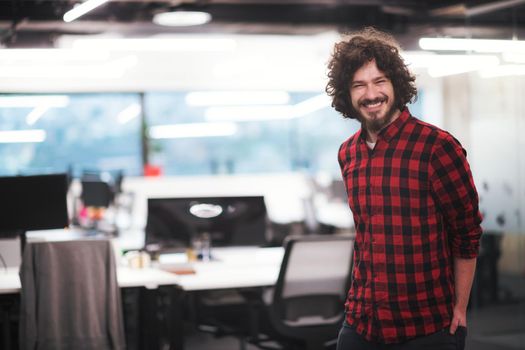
271;234;354;326
19;239;125;350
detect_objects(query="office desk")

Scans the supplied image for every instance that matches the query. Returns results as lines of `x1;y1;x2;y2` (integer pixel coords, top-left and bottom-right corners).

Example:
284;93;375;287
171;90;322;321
1;247;283;293
0;246;284;349
0;268;21;295
171;247;283;291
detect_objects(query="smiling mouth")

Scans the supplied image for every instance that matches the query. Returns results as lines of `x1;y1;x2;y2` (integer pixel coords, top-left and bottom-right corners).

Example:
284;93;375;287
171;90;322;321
361;97;387;109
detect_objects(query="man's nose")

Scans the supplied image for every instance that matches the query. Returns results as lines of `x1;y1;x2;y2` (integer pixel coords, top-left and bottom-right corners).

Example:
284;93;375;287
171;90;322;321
364;84;380;99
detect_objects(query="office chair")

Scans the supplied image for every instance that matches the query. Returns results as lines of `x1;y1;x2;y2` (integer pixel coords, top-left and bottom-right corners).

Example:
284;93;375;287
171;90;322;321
251;234;354;350
19;239;126;350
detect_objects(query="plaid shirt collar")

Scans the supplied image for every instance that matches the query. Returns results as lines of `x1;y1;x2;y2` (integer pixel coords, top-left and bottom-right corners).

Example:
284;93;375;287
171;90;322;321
357;107;411;144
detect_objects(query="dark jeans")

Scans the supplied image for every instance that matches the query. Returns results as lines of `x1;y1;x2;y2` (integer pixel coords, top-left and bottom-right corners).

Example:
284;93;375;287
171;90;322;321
336;323;467;350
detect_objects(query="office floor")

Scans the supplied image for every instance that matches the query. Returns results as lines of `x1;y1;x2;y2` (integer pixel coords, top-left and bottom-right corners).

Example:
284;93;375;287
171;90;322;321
183;303;525;350
2;299;524;349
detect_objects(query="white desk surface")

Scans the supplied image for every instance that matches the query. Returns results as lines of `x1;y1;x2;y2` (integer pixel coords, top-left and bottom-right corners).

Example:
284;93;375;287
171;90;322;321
0;246;284;294
176;247;283;291
0;267;23;294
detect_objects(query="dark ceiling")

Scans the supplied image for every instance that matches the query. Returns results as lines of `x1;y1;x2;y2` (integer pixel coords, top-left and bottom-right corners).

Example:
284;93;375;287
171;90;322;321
1;0;525;49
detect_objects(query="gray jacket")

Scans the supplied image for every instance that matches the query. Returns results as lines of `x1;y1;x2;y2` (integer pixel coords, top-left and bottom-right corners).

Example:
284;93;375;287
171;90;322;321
19;239;126;350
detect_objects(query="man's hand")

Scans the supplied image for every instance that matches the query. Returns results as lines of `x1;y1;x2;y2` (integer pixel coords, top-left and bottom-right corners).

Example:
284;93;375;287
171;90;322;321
449;306;467;334
450;257;476;334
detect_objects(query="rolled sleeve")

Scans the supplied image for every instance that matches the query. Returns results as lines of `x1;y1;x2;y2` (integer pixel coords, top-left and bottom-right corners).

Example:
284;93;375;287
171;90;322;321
429;134;483;258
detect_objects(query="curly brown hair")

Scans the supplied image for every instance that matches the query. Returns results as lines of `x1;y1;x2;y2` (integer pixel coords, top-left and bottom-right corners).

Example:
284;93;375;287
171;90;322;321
326;27;417;119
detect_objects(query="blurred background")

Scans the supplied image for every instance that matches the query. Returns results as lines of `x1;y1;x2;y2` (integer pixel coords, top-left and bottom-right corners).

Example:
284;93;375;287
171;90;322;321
0;1;524;349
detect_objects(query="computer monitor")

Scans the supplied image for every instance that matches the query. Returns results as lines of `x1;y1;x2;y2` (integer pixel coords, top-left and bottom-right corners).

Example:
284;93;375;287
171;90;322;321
80;170;123;208
0;173;69;237
145;195;268;250
81;180;113;207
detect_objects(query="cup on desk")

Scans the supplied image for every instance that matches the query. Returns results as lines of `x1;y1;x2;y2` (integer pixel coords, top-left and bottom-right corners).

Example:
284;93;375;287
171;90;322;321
192;233;212;262
124;250;151;269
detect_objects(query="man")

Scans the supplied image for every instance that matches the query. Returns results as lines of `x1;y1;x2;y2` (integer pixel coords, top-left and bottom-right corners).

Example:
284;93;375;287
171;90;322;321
326;27;483;350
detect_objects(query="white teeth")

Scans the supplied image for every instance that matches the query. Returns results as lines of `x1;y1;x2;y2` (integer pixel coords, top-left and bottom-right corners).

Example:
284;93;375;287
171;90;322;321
366;101;382;108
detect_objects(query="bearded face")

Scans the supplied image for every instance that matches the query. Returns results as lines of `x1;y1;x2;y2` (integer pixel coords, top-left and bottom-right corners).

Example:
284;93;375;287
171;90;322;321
350;60;399;134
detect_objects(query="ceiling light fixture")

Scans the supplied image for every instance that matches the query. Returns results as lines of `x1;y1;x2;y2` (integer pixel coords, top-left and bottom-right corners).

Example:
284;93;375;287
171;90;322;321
117;103;141;124
72;37;236;52
502;52;525;63
0;95;70;108
185;91;290;106
0;56;137;79
479;64;525;78
402;52;499;67
149;122;238;139
0;49;109;62
419;37;525;53
153;11;212;27
63;0;109;23
0;130;46;143
402;52;500;76
204;94;331;122
26;106;50;126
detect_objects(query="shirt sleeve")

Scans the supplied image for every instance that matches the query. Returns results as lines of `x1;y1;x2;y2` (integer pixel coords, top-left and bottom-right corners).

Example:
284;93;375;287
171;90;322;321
429;134;483;259
338;142;346;173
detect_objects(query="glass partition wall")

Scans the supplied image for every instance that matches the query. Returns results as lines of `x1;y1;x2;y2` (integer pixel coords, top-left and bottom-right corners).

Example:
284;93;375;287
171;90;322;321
0;93;142;176
0;91;426;178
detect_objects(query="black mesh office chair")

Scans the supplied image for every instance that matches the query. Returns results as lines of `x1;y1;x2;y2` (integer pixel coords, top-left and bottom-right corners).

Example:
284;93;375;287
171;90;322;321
251;234;354;350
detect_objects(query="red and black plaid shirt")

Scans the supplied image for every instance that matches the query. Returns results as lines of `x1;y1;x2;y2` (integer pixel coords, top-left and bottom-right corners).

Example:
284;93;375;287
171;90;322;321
338;108;482;344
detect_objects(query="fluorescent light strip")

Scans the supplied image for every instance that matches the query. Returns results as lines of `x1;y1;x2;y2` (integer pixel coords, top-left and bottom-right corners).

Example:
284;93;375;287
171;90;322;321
72;38;237;52
502;52;525;63
419;37;525;53
153;11;212;27
63;0;109;23
206;105;293;121
479;64;525;78
402;52;499;67
204;94;331;122
293;94;332;116
427;66;479;77
0;95;70;108
0;49;110;62
149;122;238;139
0;55;137;79
402;52;500;77
117;103;141;124
0;130;46;143
26;106;50;126
185;91;290;106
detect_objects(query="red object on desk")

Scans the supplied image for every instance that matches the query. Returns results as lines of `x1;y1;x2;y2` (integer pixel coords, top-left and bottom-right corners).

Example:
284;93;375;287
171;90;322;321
144;164;162;177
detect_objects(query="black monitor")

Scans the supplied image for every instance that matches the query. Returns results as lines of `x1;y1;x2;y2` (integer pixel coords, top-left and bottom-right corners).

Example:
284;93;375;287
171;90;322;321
145;195;268;250
80;170;123;208
0;173;69;238
81;180;113;207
